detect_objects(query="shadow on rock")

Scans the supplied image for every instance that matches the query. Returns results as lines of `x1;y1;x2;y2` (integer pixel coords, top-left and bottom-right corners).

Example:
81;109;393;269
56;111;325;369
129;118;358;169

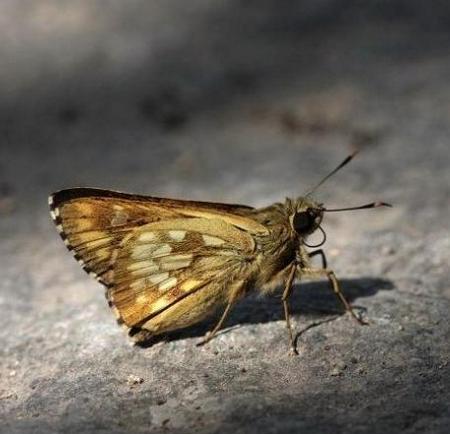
137;276;394;348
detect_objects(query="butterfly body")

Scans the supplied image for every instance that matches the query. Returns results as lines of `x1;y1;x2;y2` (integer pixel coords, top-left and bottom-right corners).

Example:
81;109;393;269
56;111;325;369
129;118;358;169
50;189;314;323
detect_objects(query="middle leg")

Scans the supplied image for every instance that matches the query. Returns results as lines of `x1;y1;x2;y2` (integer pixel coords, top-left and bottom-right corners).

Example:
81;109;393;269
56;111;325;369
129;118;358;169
282;264;299;354
302;267;367;325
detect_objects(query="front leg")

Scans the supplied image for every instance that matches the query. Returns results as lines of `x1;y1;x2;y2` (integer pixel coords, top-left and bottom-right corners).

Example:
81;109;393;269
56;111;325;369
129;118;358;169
308;249;327;269
302;267;367;325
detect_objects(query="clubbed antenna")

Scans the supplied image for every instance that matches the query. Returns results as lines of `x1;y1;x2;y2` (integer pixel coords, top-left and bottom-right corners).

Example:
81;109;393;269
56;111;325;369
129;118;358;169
324;201;392;212
305;151;359;196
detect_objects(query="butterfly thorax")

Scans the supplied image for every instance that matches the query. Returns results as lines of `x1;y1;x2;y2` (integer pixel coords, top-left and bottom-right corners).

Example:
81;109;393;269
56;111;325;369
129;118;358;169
248;197;323;292
248;202;297;290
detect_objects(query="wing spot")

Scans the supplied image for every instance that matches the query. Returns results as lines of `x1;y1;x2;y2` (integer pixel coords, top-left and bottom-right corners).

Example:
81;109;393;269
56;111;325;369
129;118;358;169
110;304;122;320
159;277;177;292
130;280;145;290
131;241;171;259
50;209;60;220
111;210;129;226
159;254;192;271
136;293;151;305
127;260;159;274
147;297;172;316
138;232;156;242
168;230;186;241
149;272;169;285
48;195;54;206
202;235;225;246
152;244;172;257
180;279;202;292
132;244;153;259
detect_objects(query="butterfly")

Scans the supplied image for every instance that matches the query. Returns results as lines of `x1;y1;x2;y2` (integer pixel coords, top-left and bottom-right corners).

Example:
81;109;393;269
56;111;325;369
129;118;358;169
49;153;390;353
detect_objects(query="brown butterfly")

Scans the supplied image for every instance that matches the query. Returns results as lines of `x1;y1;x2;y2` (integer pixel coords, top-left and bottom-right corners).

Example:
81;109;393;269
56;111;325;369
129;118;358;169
49;153;390;353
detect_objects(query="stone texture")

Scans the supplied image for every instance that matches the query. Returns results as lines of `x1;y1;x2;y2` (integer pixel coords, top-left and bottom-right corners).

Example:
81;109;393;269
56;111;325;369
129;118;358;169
0;1;449;433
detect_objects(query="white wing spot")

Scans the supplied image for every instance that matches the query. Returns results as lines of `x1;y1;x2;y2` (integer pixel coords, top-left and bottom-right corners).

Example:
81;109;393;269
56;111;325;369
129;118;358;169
132;244;156;259
111;211;128;226
50;208;60;219
132;243;172;259
168;230;186;241
160;254;192;271
127;260;159;274
48;196;54;206
152;244;172;257
130;279;145;290
158;277;178;292
202;235;225;246
138;232;156;242
180;279;202;292
136;293;150;305
149;272;169;285
147;297;171;316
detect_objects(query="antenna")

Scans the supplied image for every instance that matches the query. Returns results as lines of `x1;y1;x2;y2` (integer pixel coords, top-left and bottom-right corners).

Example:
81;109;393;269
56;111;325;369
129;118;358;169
324;201;392;212
305;151;359;196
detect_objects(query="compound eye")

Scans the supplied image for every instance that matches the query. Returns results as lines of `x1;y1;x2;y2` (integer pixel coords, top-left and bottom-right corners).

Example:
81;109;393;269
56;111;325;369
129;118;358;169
293;211;312;234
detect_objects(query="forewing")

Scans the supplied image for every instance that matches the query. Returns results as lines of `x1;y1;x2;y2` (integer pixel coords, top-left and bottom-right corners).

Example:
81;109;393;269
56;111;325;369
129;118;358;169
49;188;264;286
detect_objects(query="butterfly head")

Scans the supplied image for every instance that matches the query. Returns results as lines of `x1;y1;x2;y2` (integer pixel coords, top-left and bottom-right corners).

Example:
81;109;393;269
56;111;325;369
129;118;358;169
290;197;324;238
289;152;392;246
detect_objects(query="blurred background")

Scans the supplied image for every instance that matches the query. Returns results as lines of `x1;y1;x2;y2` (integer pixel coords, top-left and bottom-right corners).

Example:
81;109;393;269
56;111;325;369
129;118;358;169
1;1;449;433
1;0;449;222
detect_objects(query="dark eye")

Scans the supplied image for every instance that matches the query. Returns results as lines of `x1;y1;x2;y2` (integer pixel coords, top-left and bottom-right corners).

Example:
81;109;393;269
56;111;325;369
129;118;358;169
293;211;313;234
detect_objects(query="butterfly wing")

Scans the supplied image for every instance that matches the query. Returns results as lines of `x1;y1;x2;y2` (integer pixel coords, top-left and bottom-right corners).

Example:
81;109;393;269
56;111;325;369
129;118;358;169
49;188;267;337
49;188;264;283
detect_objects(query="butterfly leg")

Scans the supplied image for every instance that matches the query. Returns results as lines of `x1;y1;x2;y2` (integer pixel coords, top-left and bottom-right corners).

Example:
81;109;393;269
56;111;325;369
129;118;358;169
308;249;327;269
197;298;236;347
303;267;367;325
282;264;299;355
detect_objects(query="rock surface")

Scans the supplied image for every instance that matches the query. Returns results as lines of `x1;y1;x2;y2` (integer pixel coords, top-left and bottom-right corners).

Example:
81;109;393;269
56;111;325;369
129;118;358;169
0;2;449;433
